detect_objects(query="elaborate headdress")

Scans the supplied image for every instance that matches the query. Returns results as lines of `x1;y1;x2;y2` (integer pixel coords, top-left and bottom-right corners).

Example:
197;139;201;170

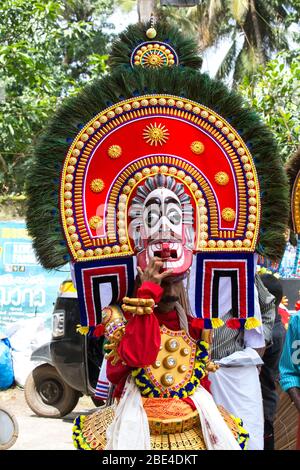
286;147;300;234
26;21;289;330
283;147;300;277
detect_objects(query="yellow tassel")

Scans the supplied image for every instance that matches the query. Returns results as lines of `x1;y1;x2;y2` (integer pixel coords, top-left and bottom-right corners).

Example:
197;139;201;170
76;325;89;335
199;340;209;349
135;378;145;388
211;318;224;328
131;368;141;377
245;317;261;330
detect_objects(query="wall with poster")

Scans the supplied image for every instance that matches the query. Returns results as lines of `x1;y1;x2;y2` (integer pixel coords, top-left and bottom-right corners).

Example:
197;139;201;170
0;220;70;327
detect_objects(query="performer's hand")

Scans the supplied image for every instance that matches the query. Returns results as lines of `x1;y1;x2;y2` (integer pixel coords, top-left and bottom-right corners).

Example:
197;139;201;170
281;296;289;307
137;257;173;285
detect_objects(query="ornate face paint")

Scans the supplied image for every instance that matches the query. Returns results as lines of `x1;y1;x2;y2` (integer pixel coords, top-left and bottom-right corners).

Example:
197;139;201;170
129;174;194;275
144;188;182;238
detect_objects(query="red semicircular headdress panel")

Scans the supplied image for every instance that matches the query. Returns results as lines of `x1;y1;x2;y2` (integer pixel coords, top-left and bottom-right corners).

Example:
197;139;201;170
61;95;260;260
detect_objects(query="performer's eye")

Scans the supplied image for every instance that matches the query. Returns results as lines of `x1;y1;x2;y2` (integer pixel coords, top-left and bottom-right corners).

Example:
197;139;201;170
147;210;160;227
167;209;181;225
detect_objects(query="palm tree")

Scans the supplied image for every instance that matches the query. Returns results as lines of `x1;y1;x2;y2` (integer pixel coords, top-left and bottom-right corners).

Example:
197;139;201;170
116;0;157;21
116;1;228;48
115;1;298;82
160;0;294;81
216;0;292;82
138;0;157;21
160;1;230;50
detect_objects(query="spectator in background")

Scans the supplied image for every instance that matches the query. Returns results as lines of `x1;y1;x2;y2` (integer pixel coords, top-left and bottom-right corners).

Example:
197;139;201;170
278;295;291;330
259;274;286;450
210;274;275;450
294;290;300;314
279;309;300;450
278;228;297;278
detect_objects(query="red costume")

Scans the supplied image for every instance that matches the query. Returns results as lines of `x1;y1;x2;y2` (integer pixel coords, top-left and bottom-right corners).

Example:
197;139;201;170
107;281;209;403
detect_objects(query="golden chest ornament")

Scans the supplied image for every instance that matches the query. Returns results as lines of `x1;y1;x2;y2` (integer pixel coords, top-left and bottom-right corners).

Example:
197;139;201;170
148;326;196;392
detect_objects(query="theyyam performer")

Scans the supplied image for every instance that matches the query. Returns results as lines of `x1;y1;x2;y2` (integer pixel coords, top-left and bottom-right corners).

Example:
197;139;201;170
26;20;288;450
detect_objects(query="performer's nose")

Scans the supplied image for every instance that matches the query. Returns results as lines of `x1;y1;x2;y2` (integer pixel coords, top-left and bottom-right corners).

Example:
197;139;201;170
160;216;170;234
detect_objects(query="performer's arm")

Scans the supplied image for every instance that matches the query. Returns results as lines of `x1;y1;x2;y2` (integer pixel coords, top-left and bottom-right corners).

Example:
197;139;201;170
117;282;162;367
117;257;172;368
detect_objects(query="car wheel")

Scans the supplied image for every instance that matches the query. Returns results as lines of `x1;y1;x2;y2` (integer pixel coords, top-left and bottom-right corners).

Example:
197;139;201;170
25;364;80;418
0;407;18;449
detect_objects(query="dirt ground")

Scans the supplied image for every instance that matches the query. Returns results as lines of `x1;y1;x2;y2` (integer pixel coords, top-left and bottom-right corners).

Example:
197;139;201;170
0;387;97;450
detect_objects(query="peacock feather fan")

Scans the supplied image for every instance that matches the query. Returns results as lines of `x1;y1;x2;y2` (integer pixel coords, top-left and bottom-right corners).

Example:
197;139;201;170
286;146;300;193
286;146;300;232
109;21;202;70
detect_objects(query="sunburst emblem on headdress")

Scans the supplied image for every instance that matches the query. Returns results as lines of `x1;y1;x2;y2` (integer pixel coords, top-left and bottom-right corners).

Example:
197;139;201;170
143;123;170;146
131;42;179;68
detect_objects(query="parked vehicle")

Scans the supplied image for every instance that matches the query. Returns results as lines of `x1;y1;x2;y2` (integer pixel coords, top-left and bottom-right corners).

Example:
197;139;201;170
25;281;104;418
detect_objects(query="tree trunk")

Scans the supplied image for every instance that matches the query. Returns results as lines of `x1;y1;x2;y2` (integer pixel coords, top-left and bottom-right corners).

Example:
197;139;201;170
137;0;157;23
249;0;265;65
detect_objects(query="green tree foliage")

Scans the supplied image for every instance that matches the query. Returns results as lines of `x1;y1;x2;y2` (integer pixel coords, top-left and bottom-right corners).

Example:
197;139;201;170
239;51;300;162
0;0;113;196
118;1;300;82
215;0;299;82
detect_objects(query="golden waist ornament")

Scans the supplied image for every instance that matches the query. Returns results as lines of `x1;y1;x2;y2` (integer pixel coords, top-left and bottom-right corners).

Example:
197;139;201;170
146;325;197;393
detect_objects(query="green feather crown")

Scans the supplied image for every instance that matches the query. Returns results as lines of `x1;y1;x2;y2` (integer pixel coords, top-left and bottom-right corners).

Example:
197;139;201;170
286;147;300;192
109;21;202;70
286;147;300;231
26;22;289;269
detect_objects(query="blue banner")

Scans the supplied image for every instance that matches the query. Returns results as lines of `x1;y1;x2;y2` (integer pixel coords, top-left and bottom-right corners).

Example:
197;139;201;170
0;221;70;327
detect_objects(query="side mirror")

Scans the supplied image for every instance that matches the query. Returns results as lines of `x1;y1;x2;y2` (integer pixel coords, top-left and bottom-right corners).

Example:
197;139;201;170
0;407;18;450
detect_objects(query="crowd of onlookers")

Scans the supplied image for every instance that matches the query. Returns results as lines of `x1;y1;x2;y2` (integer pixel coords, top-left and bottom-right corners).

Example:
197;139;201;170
207;271;300;450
